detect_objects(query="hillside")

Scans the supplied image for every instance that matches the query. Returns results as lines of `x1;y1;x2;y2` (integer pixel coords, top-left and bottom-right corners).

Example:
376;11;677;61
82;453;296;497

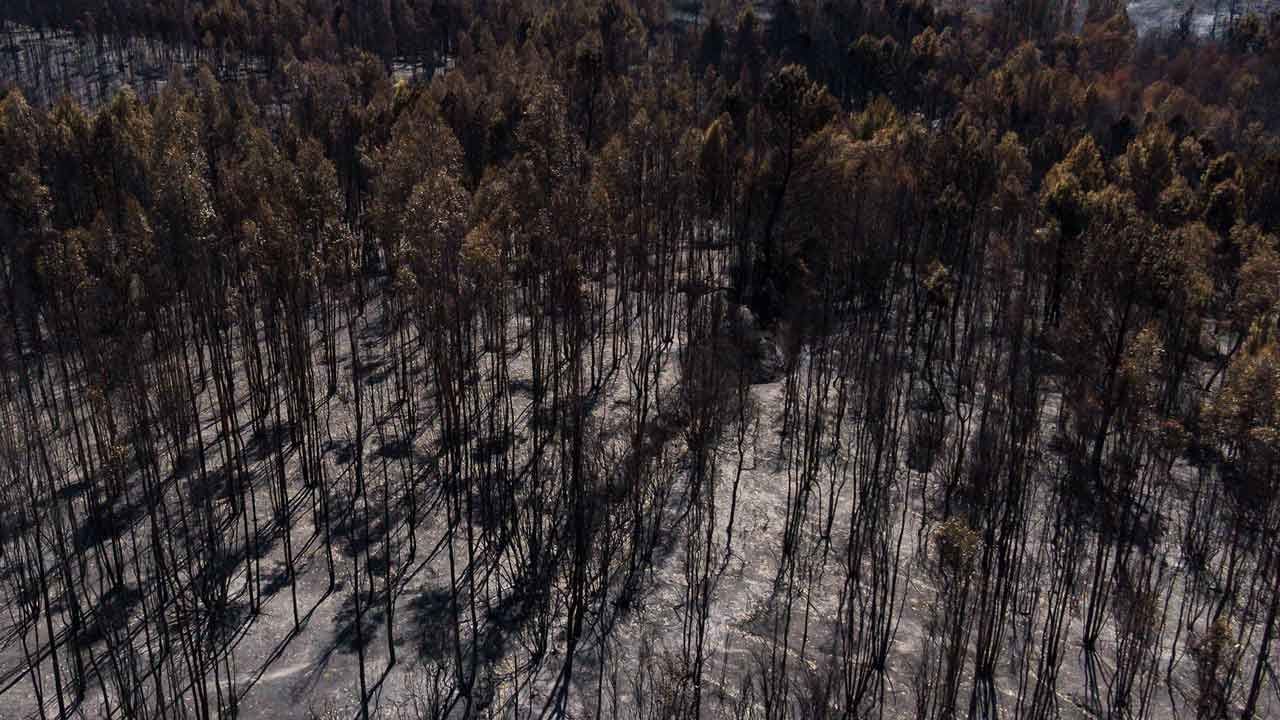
0;1;1279;719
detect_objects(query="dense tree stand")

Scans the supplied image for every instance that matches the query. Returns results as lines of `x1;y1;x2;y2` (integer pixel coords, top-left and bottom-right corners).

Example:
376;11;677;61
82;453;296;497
2;1;1280;718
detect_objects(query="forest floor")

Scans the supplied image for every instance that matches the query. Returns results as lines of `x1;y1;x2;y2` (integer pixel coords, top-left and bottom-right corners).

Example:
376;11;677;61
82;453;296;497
0;266;1267;720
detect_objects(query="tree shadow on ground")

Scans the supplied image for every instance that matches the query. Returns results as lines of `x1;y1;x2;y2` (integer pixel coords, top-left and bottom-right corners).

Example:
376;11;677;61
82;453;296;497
71;583;141;650
260;562;292;599
377;437;413;459
244;420;289;463
332;587;384;654
74;499;144;554
409;587;457;661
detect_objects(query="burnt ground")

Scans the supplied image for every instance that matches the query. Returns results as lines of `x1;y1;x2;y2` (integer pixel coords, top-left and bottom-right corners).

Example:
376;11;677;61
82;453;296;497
0;270;1274;719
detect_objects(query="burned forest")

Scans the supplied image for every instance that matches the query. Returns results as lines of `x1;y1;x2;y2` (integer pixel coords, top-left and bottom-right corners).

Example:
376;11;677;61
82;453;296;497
0;0;1279;718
